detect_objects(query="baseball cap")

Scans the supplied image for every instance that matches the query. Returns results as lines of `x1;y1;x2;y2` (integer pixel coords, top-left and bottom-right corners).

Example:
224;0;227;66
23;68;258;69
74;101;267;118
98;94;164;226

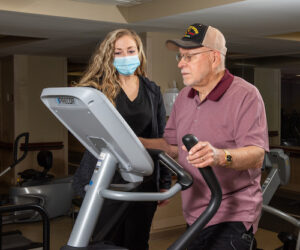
166;23;227;55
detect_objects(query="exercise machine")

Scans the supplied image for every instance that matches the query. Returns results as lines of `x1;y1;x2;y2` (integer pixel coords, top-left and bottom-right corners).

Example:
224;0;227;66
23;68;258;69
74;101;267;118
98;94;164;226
0;134;50;249
40;87;222;250
0;203;50;250
0;132;73;223
261;149;300;250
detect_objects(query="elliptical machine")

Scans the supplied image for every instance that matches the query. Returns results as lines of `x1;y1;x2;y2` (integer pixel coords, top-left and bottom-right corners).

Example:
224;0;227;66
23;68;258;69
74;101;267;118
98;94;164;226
261;149;300;250
41;87;222;250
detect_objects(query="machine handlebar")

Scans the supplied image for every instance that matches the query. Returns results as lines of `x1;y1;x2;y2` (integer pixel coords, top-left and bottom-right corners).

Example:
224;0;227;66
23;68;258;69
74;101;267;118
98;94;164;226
13;132;29;167
0;132;29;177
168;134;223;250
147;148;193;190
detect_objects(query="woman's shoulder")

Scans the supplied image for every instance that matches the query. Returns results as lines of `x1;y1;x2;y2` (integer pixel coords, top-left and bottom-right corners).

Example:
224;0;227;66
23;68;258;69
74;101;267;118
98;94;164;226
140;76;160;94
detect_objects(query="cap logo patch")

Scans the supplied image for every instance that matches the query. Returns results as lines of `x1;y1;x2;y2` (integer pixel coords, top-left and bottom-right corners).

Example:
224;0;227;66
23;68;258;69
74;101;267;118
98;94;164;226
184;25;200;39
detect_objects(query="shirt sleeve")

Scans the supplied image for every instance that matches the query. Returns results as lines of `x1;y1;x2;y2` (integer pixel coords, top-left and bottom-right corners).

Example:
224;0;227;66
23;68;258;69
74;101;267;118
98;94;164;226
163;101;178;145
156;86;166;137
234;87;269;151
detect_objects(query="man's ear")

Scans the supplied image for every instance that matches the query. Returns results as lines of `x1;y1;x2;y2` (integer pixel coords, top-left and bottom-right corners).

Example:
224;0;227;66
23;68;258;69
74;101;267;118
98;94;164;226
212;51;221;67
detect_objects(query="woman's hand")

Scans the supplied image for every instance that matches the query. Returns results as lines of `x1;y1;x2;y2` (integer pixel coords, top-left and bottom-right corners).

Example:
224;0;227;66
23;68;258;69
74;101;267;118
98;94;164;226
157;189;170;207
167;144;178;158
139;138;178;159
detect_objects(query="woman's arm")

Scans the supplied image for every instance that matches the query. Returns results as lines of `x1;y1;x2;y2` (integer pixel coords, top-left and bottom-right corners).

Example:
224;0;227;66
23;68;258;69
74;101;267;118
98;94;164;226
139;137;178;158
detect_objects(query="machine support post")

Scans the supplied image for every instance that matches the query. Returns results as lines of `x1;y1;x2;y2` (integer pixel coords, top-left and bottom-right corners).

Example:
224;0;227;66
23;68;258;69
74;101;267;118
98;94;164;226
67;149;118;247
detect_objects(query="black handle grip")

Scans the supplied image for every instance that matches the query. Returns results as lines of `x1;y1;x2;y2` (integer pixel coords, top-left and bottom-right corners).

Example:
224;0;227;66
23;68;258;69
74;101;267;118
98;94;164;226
12;132;29;169
182;134;199;151
147;148;193;190
168;134;222;250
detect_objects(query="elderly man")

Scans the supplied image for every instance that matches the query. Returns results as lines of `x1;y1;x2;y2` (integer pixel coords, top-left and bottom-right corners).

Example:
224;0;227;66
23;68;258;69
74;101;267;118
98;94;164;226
141;23;269;250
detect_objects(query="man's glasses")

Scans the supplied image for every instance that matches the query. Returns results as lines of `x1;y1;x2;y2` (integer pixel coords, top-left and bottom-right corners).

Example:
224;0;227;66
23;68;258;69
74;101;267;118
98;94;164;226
176;50;212;62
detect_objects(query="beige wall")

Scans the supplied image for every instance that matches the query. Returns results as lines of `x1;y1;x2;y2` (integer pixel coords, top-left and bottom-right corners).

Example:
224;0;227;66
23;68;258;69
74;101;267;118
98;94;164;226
119;0;243;23
0;55;68;185
14;55;68;178
0;0;127;23
151;182;185;232
145;31;183;94
254;68;281;146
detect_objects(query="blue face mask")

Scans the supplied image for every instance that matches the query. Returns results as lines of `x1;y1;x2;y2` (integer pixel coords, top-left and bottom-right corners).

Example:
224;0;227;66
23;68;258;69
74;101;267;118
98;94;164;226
113;55;140;76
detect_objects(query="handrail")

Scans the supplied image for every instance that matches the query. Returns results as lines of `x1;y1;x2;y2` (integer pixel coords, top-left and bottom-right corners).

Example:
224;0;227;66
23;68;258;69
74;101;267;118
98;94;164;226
0;141;63;151
0;203;50;250
167;134;222;250
270;145;300;157
20;141;64;151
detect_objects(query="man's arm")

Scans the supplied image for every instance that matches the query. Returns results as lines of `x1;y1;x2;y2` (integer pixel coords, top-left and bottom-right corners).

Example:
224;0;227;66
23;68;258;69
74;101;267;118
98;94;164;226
139;137;178;159
184;142;265;171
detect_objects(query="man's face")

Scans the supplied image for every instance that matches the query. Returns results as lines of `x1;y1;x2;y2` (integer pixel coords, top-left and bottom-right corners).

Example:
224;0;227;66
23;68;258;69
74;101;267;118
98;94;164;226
177;47;214;88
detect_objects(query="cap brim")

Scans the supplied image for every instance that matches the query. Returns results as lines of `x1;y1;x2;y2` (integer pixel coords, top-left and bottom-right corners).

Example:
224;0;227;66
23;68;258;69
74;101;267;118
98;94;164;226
166;39;204;51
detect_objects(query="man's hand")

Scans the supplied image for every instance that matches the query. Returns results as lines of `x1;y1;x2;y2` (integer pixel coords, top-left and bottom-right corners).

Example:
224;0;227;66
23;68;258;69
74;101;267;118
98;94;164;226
182;141;223;168
182;142;265;171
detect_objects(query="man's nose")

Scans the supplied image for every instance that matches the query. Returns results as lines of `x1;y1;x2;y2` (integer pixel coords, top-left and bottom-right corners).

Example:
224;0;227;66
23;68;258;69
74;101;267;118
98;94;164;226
178;59;185;69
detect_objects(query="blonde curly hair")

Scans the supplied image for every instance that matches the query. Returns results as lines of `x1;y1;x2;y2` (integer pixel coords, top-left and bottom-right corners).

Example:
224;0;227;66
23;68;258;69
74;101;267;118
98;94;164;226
76;29;147;106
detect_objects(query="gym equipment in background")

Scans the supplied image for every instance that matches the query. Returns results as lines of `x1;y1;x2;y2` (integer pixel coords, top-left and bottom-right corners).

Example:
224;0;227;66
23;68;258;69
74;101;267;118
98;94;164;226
40;87;222;250
261;149;300;250
0;133;50;250
0;203;50;250
0;132;73;223
0;133;29;179
163;80;179;116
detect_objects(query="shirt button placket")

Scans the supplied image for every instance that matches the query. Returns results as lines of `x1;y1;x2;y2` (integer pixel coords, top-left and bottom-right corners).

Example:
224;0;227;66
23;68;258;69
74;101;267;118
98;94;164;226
193;105;200;123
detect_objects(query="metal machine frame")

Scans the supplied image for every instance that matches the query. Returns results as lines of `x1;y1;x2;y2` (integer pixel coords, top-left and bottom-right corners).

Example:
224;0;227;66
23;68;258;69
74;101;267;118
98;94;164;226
41;87;222;250
261;149;300;250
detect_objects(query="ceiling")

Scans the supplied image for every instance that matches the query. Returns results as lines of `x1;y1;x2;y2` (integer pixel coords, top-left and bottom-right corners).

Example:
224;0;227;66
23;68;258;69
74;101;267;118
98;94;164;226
1;0;300;69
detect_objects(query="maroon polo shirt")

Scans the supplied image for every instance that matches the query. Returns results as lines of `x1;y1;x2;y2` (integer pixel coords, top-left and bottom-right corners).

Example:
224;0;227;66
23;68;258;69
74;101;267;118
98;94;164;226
164;69;269;232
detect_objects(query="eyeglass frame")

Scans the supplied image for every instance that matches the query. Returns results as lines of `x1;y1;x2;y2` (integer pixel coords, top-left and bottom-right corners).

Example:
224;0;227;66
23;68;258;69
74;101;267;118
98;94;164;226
175;50;213;62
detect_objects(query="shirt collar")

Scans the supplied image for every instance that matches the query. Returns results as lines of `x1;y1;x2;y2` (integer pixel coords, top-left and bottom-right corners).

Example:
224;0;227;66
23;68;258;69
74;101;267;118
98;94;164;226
188;69;234;101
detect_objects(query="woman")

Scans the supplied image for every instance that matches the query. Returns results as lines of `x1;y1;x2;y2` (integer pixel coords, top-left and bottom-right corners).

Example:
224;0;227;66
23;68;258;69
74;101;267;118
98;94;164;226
73;29;173;250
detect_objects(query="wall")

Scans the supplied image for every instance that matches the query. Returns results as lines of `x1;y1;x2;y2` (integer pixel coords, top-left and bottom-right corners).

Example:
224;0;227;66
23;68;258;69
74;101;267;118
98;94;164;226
144;31;187;232
0;0;127;24
151;182;185;233
254;68;281;146
145;31;183;93
14;55;68;178
0;57;15;187
0;57;14;143
282;78;300;113
0;55;68;187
